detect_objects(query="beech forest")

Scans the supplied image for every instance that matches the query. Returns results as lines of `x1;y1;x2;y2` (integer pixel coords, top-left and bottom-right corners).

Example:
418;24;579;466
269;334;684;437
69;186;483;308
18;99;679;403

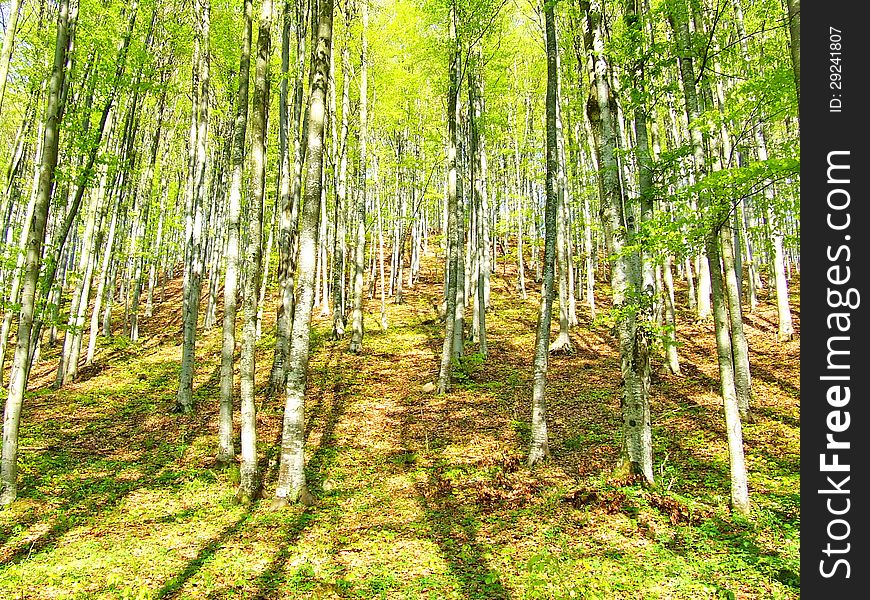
0;0;800;597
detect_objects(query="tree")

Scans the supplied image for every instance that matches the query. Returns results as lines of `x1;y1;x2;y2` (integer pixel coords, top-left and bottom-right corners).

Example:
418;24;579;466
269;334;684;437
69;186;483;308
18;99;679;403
580;0;653;483
527;0;559;467
274;0;334;506
1;0;80;508
218;0;254;468
436;2;461;395
235;0;272;504
176;0;211;414
269;0;310;392
668;0;749;514
467;49;487;357
349;0;369;354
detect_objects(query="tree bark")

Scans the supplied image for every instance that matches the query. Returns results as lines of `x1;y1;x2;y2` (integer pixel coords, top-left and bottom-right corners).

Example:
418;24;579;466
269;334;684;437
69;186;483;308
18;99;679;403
528;0;558;467
237;0;272;505
349;0;369;354
1;0;79;507
669;0;749;514
436;8;460;394
269;0;308;392
218;0;253;467
583;0;652;483
274;0;333;506
468;52;486;357
330;26;349;340
176;0;211;413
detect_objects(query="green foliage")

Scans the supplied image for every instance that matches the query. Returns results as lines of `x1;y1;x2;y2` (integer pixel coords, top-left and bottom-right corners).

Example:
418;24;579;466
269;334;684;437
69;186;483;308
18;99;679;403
450;351;486;384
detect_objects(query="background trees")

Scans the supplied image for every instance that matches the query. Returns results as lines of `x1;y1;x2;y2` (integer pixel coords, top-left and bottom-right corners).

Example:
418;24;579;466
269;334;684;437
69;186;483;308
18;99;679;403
0;0;798;521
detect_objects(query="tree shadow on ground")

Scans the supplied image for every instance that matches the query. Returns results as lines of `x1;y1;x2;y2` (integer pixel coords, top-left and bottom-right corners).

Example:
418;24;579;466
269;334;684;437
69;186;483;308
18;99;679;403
154;512;253;599
1;360;218;565
390;365;510;599
414;470;510;600
0;456;196;565
240;341;351;599
248;510;318;600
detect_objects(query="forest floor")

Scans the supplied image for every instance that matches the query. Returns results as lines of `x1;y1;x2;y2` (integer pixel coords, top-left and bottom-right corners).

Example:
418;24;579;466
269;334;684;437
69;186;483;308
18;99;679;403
0;249;800;599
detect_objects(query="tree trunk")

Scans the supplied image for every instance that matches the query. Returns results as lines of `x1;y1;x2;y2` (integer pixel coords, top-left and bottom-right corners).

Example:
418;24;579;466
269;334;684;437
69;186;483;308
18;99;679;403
330;27;349;340
669;0;749;514
662;255;680;374
436;9;460;395
274;0;332;507
176;0;211;413
468;53;486;357
528;0;558;467
452;108;466;361
349;2;368;354
236;0;272;505
1;0;79;508
511;116;527;299
256;209;275;336
218;0;253;467
269;0;307;392
376;157;387;331
720;216;753;421
583;0;652;483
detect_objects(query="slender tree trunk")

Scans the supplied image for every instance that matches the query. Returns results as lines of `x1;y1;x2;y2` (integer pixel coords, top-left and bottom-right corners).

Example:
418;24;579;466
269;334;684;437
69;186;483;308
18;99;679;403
256;210;275;336
2;0;79;507
582;185;595;318
376;158;387;331
670;0;749;514
554;50;576;329
236;0;271;505
274;0;333;506
316;186;329;315
513;125;527;299
394;154;406;304
349;1;368;354
736;199;758;311
218;0;253;467
268;0;306;391
436;10;460;394
452;109;466;361
720;216;753;421
330;27;349;340
662;255;680;373
176;0;211;413
528;0;558;467
550;177;572;353
468;53;486;356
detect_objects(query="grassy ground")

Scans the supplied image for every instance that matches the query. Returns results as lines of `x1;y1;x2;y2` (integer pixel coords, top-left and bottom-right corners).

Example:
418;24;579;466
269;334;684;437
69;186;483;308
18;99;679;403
0;251;799;599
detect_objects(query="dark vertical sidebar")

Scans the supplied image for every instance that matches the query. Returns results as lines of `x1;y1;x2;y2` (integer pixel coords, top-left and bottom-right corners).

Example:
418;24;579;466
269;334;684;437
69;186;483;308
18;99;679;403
801;2;869;595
